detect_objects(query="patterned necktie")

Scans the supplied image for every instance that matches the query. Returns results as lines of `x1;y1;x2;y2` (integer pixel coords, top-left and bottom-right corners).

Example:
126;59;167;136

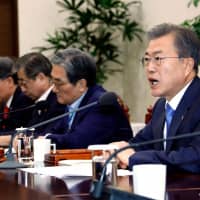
67;106;74;130
3;106;9;120
165;103;174;136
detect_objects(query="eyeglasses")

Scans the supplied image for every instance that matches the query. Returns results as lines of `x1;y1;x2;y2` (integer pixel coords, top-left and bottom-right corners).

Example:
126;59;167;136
51;78;70;87
141;56;182;67
18;78;29;87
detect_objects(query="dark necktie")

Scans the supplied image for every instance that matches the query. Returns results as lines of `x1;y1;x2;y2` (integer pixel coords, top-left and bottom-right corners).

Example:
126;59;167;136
165;103;174;136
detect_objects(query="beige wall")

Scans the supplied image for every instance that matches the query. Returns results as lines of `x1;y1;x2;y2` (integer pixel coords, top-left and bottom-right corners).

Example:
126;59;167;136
104;0;200;122
18;0;65;56
18;0;200;122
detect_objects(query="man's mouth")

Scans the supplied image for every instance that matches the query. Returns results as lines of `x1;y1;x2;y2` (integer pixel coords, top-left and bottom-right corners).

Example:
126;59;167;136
149;78;159;86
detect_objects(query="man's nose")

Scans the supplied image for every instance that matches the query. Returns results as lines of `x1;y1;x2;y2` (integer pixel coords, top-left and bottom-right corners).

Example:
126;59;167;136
145;60;156;73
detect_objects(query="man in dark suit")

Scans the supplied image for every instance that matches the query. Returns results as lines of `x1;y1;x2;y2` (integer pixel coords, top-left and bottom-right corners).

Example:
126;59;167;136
0;57;33;146
15;52;66;136
45;48;133;149
108;23;200;173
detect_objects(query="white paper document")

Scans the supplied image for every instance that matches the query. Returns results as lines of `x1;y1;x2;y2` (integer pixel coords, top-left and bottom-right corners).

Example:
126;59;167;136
19;160;133;179
19;164;92;178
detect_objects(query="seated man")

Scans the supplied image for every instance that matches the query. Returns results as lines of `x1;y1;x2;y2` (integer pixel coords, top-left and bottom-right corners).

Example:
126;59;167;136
0;57;33;146
45;48;133;149
15;52;66;136
108;23;200;173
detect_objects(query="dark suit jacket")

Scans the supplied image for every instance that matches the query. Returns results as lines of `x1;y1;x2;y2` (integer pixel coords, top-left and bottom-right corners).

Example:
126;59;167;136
129;76;200;173
0;86;34;133
47;85;133;149
27;91;66;136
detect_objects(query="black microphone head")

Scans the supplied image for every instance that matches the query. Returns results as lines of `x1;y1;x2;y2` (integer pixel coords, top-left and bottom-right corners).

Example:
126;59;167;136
98;92;118;107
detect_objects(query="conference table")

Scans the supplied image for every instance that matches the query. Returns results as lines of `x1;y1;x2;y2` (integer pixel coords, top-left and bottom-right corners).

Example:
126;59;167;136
0;163;199;200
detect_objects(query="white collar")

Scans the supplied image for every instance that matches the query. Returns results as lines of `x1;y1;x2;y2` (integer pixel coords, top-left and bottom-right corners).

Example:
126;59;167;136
6;95;13;108
167;80;192;110
68;91;87;111
35;85;53;103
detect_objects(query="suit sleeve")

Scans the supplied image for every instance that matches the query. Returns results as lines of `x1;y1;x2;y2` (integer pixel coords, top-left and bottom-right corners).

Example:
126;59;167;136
128;101;200;173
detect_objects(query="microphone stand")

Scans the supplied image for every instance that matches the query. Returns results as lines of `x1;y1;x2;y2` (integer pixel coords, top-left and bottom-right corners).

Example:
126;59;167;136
91;131;200;199
0;104;36;117
29;101;98;129
0;128;28;169
0;102;98;168
28;92;117;130
0;92;116;169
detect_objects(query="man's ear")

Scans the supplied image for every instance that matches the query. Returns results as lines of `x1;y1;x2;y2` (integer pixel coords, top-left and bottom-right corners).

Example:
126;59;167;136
78;79;87;92
36;72;46;80
184;57;194;76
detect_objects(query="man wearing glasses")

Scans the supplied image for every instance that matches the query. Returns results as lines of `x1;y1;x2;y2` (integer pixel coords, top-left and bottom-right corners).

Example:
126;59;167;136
0;57;34;146
44;48;133;149
108;23;200;173
15;52;66;136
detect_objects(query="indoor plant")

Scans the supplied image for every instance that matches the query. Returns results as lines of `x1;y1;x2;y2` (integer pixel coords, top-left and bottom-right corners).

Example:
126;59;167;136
35;0;143;83
182;0;200;38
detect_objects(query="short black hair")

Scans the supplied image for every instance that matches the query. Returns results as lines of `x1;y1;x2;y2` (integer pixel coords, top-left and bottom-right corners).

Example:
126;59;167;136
0;57;18;84
15;52;52;79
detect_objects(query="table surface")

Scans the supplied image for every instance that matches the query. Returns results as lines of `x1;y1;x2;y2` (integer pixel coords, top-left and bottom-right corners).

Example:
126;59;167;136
0;163;199;200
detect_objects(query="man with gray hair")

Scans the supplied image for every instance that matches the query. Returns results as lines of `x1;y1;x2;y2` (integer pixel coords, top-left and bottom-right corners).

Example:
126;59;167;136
107;23;200;173
46;48;133;149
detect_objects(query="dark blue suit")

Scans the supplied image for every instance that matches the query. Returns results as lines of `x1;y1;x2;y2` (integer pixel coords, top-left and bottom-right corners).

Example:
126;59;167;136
0;86;34;133
129;77;200;173
47;85;133;149
27;91;66;136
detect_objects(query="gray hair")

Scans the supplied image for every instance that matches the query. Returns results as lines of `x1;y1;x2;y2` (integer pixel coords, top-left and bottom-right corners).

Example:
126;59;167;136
51;48;96;86
148;23;200;73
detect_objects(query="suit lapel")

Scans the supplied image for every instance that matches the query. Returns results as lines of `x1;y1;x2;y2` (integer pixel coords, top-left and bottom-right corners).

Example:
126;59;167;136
70;86;96;130
70;85;105;130
166;105;188;151
166;77;200;151
153;110;165;150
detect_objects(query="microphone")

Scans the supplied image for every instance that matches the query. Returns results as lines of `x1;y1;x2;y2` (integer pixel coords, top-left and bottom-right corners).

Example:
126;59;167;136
90;131;200;199
0;92;117;169
99;92;118;107
28;92;118;130
0;101;48;117
0;101;48;135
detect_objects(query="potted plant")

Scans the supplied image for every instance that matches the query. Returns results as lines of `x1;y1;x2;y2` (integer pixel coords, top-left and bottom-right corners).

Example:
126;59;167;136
35;0;143;83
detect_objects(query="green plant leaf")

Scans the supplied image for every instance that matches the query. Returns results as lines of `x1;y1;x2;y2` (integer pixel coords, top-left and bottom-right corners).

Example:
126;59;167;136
34;0;143;83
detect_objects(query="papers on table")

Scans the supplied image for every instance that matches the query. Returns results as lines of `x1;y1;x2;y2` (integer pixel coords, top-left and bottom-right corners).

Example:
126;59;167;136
19;159;133;179
58;159;92;166
20;164;92;178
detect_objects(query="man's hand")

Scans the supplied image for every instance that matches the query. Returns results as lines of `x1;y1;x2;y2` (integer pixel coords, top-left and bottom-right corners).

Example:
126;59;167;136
104;141;135;169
